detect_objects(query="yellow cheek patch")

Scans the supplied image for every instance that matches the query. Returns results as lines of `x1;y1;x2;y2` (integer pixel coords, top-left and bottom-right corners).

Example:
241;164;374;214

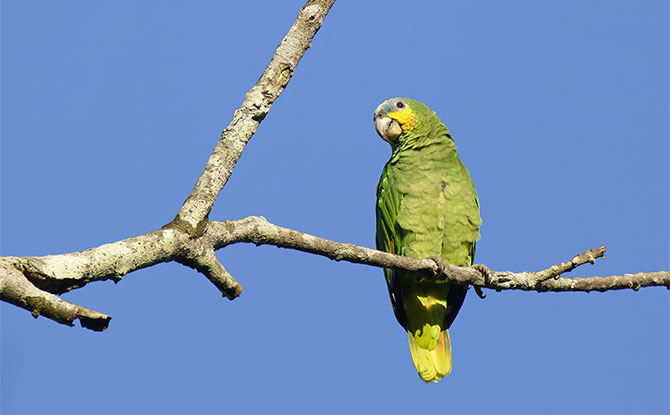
387;108;418;133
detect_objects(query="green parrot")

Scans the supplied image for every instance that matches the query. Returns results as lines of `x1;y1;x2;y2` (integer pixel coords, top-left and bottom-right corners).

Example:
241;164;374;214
374;97;481;383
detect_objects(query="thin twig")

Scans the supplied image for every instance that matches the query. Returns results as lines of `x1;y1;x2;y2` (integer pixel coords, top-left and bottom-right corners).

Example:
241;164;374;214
532;246;606;282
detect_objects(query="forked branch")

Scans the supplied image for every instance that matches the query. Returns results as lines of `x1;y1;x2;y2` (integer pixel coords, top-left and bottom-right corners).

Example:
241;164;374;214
1;0;336;330
2;215;668;331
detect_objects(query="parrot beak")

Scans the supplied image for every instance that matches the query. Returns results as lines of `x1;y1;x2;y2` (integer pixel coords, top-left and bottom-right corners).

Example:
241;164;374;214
375;115;402;144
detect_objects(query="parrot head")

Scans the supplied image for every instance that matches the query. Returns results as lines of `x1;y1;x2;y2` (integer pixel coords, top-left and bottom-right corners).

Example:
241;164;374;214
374;97;434;146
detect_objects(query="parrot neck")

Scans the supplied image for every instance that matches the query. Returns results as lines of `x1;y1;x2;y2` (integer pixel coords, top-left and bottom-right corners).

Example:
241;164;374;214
391;121;455;159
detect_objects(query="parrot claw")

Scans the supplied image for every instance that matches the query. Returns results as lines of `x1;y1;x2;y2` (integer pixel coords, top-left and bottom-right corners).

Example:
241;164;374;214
472;263;494;299
473;285;486;299
426;255;448;281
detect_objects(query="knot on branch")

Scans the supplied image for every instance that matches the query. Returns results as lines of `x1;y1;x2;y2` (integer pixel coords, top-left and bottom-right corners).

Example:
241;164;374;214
164;215;210;238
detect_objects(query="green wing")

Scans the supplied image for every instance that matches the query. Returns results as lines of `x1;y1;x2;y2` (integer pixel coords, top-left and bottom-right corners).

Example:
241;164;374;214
375;161;407;326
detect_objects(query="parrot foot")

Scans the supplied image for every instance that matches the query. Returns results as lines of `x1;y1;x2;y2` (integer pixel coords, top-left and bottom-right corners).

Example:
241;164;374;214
426;255;448;282
472;263;494;299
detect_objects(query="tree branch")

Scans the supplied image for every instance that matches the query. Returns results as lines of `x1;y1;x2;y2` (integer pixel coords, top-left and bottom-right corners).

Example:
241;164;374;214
176;238;242;299
207;216;670;293
2;214;668;330
2;0;667;331
0;260;111;331
0;0;335;327
168;0;336;237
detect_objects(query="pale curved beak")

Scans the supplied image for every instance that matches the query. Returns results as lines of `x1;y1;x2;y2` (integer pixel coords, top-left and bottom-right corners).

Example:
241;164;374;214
374;115;402;144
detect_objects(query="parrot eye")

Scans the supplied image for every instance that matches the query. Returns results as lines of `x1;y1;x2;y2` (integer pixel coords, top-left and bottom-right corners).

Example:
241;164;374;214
395;101;405;109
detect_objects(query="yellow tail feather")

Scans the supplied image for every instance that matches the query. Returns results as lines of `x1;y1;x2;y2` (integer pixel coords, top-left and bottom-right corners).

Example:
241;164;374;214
408;329;452;383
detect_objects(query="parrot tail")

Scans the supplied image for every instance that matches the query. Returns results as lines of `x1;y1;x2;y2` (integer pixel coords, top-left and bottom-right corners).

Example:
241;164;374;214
407;329;452;383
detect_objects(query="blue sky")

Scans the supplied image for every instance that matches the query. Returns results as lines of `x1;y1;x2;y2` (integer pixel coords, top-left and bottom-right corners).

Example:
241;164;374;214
2;1;668;414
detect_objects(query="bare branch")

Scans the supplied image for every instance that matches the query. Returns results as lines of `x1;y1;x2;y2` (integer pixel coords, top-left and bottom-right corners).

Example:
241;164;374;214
169;0;337;236
531;246;606;282
2;0;667;333
208;217;435;273
0;226;240;327
0;260;111;331
209;216;670;293
176;238;242;299
0;0;336;328
2;213;668;330
5;226;242;299
12;229;186;294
